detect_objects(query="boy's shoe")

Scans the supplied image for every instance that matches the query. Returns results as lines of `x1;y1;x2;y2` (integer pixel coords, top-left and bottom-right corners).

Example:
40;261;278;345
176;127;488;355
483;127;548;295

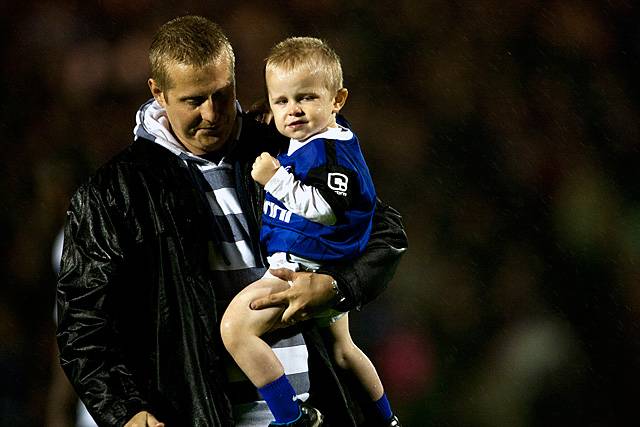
386;415;402;427
268;402;324;426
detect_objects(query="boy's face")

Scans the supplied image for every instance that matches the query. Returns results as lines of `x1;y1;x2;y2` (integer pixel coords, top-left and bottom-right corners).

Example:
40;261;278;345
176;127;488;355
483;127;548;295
266;66;347;141
149;58;237;155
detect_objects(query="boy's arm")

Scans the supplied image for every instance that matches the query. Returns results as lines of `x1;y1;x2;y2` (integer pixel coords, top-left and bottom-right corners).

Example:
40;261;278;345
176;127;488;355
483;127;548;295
252;152;337;225
265;166;337;225
252;145;365;225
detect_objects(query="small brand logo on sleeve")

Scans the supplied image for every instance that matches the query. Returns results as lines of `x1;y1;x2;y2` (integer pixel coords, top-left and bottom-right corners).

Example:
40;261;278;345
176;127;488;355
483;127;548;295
328;173;348;196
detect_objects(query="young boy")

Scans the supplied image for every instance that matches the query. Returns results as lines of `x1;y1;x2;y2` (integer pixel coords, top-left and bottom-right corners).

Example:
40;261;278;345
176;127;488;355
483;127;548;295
221;37;400;427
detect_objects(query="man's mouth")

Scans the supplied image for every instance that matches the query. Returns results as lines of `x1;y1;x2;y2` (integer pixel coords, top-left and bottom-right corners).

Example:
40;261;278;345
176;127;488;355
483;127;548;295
196;126;219;134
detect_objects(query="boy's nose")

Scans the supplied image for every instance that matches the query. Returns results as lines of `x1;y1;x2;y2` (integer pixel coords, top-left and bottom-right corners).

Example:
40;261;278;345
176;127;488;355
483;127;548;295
288;103;303;115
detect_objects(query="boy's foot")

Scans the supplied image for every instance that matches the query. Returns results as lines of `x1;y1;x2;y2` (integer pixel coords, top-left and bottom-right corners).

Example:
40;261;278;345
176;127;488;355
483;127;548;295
268;402;323;426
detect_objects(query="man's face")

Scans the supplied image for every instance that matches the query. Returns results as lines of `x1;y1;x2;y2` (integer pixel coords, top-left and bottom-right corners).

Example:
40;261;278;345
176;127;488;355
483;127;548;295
149;58;237;155
266;66;345;141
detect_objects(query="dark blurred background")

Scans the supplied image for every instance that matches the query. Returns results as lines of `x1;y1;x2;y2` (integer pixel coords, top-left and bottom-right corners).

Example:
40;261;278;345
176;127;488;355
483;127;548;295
2;1;640;426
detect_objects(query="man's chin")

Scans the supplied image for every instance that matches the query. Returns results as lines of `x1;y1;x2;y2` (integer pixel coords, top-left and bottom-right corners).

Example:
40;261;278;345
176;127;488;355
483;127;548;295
179;135;223;155
198;135;228;152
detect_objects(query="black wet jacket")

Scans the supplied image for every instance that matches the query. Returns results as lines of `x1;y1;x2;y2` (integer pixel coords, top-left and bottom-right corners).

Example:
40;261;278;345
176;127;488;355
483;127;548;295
56;116;408;426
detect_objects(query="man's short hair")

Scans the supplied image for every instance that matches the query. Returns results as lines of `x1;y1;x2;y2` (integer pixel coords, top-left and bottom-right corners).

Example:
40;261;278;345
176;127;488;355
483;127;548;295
265;37;343;93
149;15;235;91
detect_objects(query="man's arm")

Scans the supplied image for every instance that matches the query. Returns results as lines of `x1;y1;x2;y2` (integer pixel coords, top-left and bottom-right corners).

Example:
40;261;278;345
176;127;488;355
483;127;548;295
250;198;408;319
316;197;407;311
56;183;153;426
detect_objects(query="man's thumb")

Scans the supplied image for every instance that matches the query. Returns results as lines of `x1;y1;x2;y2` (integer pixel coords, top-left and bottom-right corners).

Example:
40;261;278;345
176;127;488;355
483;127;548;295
269;267;294;282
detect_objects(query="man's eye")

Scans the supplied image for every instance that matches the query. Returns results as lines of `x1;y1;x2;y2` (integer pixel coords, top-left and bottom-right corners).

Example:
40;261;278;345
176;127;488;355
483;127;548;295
212;91;227;101
301;95;316;101
274;99;287;105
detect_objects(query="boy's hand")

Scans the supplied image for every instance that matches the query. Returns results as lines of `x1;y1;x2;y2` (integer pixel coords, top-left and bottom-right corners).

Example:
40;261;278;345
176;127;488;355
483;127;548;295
251;152;280;186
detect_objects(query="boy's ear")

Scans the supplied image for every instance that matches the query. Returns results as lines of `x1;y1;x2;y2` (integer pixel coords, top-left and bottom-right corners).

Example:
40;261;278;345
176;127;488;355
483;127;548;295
148;78;167;107
332;88;349;113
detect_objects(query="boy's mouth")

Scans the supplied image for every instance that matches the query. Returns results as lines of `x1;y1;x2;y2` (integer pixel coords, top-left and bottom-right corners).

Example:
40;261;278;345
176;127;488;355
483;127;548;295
287;120;307;128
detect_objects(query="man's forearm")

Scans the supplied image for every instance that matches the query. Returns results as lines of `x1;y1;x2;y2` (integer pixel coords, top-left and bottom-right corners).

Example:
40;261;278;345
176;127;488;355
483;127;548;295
317;198;407;312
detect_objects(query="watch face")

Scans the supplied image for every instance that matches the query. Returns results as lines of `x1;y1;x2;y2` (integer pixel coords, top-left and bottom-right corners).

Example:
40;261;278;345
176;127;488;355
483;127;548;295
330;279;346;306
330;279;339;295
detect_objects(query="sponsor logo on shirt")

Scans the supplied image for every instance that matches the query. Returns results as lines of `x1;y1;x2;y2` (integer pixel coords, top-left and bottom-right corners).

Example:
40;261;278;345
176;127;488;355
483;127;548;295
264;200;292;223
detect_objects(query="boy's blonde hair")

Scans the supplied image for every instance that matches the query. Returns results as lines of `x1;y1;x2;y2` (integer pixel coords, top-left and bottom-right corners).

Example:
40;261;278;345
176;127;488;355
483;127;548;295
265;37;343;93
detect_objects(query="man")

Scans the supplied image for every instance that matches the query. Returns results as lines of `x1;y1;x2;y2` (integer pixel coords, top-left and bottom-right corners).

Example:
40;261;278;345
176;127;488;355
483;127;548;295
56;15;407;427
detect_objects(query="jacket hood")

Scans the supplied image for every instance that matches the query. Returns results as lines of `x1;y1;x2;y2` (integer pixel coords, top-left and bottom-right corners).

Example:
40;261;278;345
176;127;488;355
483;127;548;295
133;98;189;156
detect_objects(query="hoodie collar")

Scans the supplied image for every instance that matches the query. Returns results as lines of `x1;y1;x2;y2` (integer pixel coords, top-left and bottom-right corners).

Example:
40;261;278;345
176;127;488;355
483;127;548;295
133;98;243;164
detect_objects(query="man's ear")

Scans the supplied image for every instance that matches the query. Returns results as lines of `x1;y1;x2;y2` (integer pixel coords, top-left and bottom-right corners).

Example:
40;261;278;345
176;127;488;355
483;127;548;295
332;88;349;113
148;78;166;107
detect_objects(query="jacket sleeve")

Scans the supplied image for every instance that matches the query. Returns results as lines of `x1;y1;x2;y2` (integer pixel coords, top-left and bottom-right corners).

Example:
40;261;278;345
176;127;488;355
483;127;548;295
315;198;408;312
56;182;150;426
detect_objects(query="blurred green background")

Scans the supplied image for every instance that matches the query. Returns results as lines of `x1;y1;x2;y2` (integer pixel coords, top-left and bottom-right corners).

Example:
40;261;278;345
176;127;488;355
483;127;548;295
2;1;639;426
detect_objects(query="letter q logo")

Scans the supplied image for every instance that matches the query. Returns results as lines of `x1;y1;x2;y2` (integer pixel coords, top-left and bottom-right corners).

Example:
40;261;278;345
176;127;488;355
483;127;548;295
328;172;348;195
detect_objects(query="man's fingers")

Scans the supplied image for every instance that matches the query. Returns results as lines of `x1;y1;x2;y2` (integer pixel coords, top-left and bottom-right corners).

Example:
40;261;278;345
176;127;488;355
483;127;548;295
125;412;164;427
250;290;287;310
282;299;311;324
281;304;297;323
269;268;296;282
125;411;147;427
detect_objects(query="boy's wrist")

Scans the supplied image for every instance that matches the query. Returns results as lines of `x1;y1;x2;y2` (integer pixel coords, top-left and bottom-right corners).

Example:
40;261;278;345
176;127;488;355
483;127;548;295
263;166;288;194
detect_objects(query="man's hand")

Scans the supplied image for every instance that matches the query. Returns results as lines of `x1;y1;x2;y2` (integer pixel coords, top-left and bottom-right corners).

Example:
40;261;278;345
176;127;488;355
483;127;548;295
124;411;164;427
251;152;280;186
250;269;336;324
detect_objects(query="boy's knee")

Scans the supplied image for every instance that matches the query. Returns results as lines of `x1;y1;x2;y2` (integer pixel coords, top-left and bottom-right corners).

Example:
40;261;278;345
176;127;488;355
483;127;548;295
220;315;236;349
220;303;245;350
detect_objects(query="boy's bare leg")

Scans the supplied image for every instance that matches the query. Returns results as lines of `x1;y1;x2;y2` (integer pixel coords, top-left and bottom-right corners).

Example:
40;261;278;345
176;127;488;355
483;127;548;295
328;313;385;401
220;277;291;387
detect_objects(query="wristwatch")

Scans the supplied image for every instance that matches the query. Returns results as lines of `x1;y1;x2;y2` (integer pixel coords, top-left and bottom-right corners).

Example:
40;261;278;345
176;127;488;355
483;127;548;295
330;278;347;308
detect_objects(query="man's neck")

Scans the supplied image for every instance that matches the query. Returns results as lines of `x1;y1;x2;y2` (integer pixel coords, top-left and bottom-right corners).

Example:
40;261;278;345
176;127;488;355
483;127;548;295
199;146;229;164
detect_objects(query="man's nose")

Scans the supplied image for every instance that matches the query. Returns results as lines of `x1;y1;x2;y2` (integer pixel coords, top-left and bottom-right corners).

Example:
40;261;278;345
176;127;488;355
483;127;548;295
200;98;218;122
